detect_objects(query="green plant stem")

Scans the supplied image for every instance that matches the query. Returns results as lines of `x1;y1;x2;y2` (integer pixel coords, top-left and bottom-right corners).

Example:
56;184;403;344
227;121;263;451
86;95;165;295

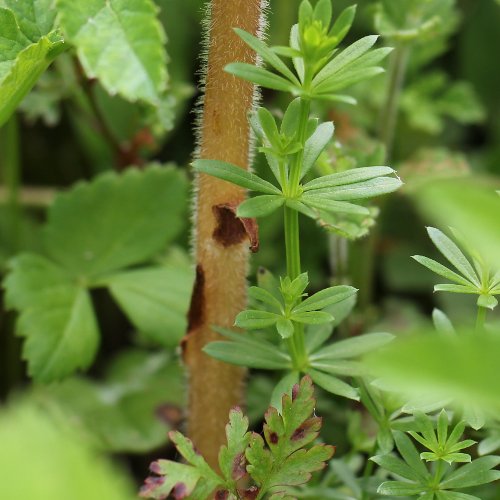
379;43;410;163
352;43;410;315
283;97;311;370
475;305;487;332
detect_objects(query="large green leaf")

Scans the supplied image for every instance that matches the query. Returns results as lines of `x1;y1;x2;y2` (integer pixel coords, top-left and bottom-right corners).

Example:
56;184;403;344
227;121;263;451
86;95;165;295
56;0;168;103
4;253;99;382
3;0;57;41
40;350;185;453
104;257;194;347
0;403;137;500
0;7;64;126
413;179;500;270
44;166;187;278
365;331;500;412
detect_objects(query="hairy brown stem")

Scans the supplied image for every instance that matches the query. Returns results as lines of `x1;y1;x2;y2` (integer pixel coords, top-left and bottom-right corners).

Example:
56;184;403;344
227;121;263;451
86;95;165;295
183;0;265;467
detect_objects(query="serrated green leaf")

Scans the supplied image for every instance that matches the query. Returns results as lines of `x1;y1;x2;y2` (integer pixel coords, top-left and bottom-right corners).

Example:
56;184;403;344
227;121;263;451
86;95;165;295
237;195;285;218
247;376;334;494
104;259;194;347
225;62;296;92
270;371;300;413
5;254;99;382
56;0;167;103
3;0;56;41
44;166;187;278
141;432;222;499
412;255;475;287
193;159;281;194
0;7;64;127
308;369;359;400
310;332;394;361
219;408;250;483
426;227;480;286
301;121;334;178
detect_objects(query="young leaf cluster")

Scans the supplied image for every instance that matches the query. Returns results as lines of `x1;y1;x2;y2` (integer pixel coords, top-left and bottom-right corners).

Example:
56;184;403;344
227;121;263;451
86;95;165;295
206;283;394;402
373;427;500;499
235;272;356;340
226;0;391;103
413;227;500;311
140;377;334;500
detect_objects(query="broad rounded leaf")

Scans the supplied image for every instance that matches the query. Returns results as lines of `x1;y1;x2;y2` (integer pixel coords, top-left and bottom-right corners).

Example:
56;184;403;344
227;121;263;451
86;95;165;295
5;254;99;382
56;0;167;103
43;166;187;278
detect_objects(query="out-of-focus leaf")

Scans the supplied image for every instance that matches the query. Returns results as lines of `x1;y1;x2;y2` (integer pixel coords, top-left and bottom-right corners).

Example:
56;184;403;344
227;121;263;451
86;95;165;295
0;7;65;126
365;331;500;411
39;350;184;453
413;179;500;270
105;257;194;347
0;403;137;500
44;166;187;278
4;254;99;382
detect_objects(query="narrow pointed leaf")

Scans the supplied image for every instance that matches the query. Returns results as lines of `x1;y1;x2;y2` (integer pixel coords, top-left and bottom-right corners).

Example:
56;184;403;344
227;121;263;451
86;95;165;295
310;332;394;361
233;28;299;85
237;195;284;218
301;122;334;178
308;369;359;400
308;177;402;201
234;310;280;329
412;256;474;287
193;159;281;194
304;166;396;191
301;194;370;215
225;62;296;92
204;341;291;370
293;285;357;313
312;35;379;86
427;227;480;286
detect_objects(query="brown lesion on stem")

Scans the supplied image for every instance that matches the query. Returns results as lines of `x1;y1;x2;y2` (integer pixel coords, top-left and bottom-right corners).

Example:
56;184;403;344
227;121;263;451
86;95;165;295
212;203;259;252
183;0;265;469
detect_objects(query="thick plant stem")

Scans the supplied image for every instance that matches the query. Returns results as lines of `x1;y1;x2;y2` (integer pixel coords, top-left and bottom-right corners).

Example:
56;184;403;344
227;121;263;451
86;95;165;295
184;0;265;468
